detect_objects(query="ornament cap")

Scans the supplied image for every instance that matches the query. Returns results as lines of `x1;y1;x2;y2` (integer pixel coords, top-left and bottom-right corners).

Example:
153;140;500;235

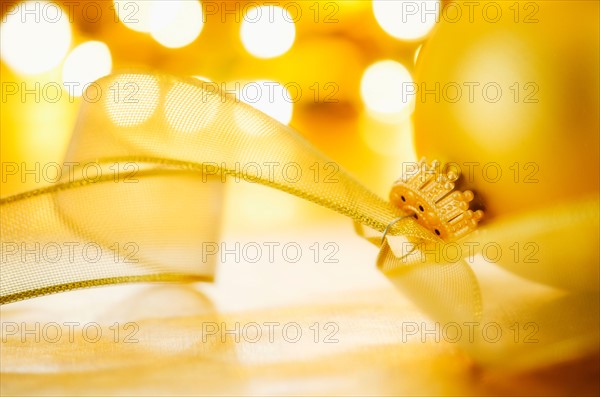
390;158;483;241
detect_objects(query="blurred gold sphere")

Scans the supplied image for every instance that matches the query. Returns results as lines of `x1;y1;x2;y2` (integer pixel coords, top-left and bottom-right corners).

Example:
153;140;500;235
413;0;599;219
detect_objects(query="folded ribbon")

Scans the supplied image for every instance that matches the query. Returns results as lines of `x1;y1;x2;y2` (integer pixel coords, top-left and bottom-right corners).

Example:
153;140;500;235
0;72;437;305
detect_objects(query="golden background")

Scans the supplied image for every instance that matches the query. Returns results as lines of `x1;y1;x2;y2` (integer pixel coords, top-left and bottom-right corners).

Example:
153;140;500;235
1;1;598;395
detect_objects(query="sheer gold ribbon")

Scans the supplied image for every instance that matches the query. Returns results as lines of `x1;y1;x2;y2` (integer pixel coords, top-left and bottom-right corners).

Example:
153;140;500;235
1;73;598;368
0;72;436;305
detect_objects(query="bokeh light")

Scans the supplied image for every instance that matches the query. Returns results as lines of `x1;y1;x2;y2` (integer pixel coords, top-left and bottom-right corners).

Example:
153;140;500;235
149;0;204;48
240;6;296;59
0;1;72;75
373;0;439;41
236;81;294;125
62;41;112;97
113;0;203;48
360;60;414;117
112;0;154;33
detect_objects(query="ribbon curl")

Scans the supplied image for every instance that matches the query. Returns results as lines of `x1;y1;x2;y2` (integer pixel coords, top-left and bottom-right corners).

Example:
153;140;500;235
1;73;437;305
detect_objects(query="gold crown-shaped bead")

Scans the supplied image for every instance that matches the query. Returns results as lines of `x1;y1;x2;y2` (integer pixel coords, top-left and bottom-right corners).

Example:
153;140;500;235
390;158;483;242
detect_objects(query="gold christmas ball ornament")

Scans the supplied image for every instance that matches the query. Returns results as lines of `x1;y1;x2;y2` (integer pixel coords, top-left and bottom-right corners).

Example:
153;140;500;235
412;0;599;219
